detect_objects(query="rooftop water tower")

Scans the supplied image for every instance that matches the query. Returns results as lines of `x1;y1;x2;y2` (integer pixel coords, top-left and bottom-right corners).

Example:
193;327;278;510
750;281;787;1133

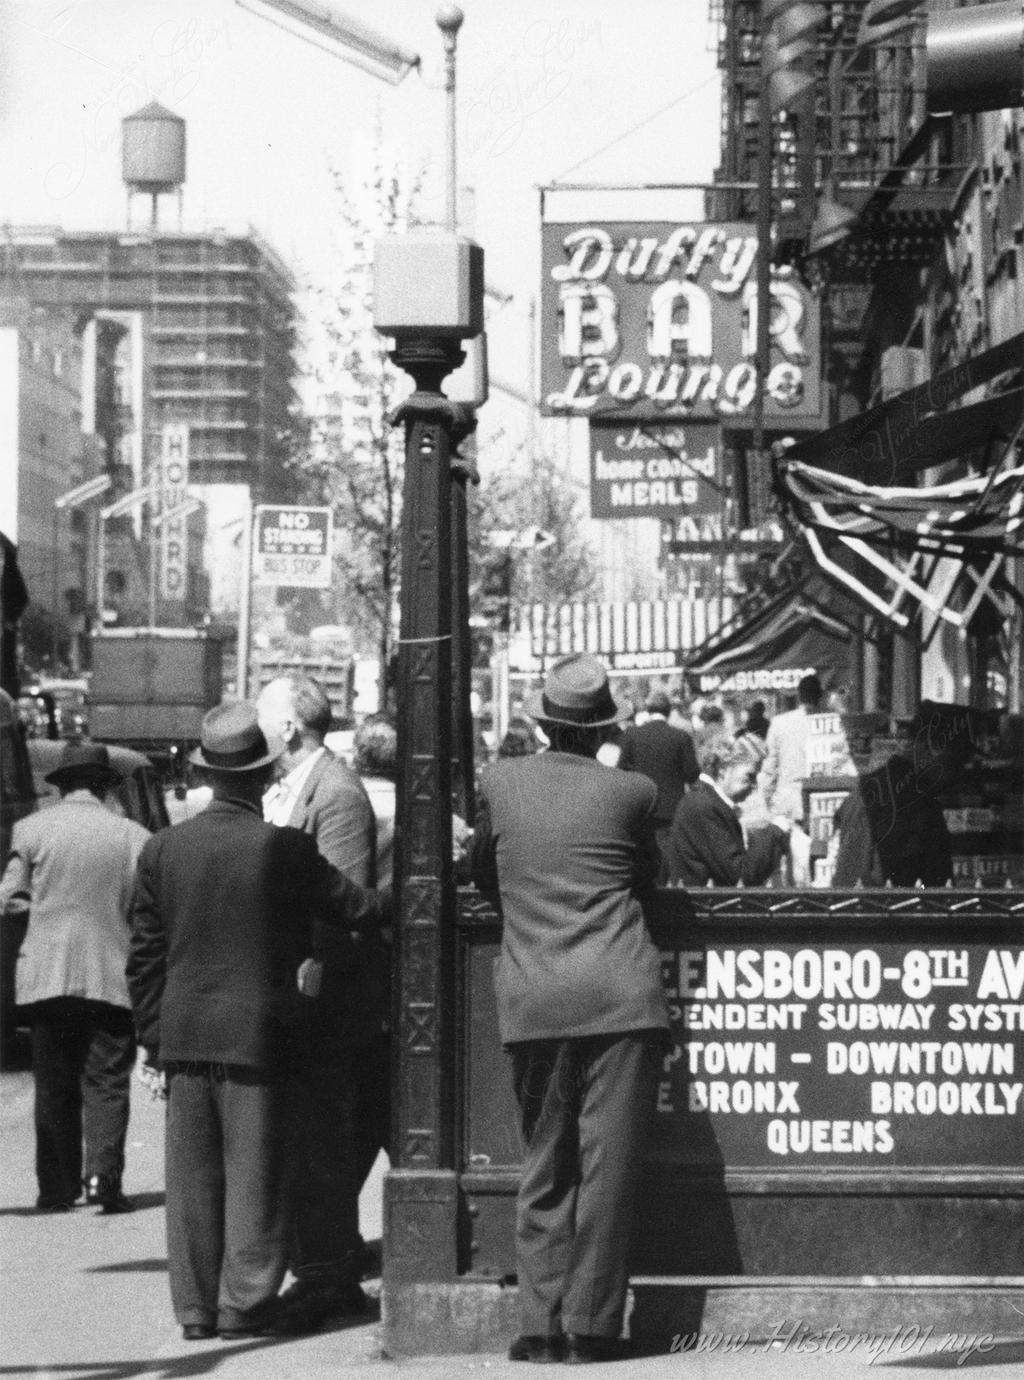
122;102;186;230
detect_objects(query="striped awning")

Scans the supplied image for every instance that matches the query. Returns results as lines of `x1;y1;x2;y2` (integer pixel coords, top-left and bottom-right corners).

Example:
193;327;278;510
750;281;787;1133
512;597;735;674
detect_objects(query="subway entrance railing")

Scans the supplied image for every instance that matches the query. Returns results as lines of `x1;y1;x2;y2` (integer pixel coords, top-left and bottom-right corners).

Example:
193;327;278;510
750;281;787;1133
381;885;1024;1356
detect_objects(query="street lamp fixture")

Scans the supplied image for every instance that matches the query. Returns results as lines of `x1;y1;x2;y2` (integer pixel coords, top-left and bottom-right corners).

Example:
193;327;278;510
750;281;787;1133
235;0;421;83
807;182;858;256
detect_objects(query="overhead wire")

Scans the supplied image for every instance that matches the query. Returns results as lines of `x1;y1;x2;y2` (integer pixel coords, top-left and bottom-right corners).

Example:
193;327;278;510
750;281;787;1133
549;72;720;183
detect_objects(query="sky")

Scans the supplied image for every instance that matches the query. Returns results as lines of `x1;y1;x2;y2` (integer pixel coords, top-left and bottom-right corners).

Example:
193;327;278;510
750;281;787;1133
0;0;722;331
0;0;727;659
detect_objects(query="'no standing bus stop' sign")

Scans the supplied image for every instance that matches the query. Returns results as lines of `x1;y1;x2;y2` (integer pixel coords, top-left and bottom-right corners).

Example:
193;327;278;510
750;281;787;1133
253;505;333;588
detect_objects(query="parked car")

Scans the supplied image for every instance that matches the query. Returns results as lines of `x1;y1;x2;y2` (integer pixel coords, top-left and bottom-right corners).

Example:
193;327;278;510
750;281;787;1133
26;739;171;833
1;731;169;1063
18;678;90;740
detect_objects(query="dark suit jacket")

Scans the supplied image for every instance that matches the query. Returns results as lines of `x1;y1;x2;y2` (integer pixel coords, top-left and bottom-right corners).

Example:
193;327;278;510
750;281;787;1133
127;798;383;1071
472;751;668;1045
831;755;952;888
617;717;699;826
665;780;787;888
285;750;384;1045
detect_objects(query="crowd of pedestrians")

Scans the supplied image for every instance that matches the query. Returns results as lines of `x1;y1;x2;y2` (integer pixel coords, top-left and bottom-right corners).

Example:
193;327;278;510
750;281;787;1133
2;687;394;1342
1;654;963;1359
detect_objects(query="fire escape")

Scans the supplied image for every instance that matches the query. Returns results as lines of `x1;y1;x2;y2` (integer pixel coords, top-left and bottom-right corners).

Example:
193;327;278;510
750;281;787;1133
712;0;961;418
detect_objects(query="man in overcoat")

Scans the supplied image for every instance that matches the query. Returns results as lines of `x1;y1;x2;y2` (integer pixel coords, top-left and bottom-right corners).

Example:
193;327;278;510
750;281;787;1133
256;674;383;1325
0;742;149;1212
472;653;668;1364
616;688;699;856
127;702;386;1342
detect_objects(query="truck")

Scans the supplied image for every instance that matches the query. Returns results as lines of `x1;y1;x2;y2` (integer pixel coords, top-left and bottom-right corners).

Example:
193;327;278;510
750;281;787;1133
88;628;224;768
250;652;355;723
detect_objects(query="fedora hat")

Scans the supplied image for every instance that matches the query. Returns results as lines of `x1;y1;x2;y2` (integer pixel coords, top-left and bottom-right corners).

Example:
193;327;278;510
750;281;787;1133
45;741;122;790
189;701;283;773
524;653;631;729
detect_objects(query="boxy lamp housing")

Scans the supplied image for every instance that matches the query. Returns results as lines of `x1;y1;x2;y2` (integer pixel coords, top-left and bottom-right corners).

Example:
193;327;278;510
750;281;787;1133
373;234;484;340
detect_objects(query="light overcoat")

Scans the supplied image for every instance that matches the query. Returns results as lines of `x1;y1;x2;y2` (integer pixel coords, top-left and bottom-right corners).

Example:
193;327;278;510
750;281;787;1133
0;792;149;1009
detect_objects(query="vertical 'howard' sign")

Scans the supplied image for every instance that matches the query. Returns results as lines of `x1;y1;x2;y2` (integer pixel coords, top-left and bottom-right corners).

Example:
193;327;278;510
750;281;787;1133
159;424;189;601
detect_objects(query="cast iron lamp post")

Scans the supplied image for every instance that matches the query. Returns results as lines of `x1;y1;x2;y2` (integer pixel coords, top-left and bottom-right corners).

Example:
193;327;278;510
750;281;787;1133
373;175;484;1336
373;8;489;1328
238;2;485;1338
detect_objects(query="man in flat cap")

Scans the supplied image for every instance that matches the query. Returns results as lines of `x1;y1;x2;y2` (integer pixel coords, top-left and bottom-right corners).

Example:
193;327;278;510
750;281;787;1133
0;741;150;1213
127;702;387;1343
472;653;668;1364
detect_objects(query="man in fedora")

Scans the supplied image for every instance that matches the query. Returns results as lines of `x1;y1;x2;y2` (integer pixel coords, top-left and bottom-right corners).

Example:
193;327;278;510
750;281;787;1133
127;701;387;1342
0;741;150;1213
471;653;669;1364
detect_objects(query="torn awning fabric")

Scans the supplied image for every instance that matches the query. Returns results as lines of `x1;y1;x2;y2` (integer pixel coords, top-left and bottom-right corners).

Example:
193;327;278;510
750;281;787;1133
770;331;1023;638
779;331;1023;484
777;455;1024;560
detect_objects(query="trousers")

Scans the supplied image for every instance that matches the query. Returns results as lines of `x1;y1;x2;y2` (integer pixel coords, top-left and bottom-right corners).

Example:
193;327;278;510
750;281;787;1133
352;1030;391;1190
29;997;135;1206
511;1031;661;1339
287;1039;363;1287
164;1063;291;1330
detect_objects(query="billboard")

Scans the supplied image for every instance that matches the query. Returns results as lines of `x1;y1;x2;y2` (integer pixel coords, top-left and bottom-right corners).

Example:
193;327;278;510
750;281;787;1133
540;219;822;424
589;421;722;520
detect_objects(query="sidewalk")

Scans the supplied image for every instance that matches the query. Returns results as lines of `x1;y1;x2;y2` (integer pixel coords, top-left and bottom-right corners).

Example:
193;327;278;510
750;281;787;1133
2;1047;1021;1378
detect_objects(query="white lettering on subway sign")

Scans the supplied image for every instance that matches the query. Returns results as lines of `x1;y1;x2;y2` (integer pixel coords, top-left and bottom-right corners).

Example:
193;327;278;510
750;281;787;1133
652;945;1024;1164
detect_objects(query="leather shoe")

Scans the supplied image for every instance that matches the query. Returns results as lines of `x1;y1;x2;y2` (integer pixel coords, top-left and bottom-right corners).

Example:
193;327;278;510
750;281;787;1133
218;1316;281;1340
508;1334;563;1362
182;1324;216;1341
274;1279;368;1333
35;1198;74;1213
564;1333;633;1364
84;1175;134;1213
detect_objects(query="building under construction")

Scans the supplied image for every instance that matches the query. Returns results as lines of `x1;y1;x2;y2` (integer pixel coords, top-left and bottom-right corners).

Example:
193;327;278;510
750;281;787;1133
1;102;298;635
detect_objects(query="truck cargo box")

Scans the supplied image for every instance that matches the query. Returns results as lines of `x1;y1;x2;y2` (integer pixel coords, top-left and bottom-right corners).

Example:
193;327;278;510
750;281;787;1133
90;629;223;743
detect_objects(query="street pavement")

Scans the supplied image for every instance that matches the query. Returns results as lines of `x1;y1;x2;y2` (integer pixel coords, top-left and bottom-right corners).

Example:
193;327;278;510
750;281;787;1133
2;1035;1022;1379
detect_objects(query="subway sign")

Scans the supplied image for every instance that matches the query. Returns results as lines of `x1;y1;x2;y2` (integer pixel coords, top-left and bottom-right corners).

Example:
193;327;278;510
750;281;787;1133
654;940;1024;1167
540;220;822;423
